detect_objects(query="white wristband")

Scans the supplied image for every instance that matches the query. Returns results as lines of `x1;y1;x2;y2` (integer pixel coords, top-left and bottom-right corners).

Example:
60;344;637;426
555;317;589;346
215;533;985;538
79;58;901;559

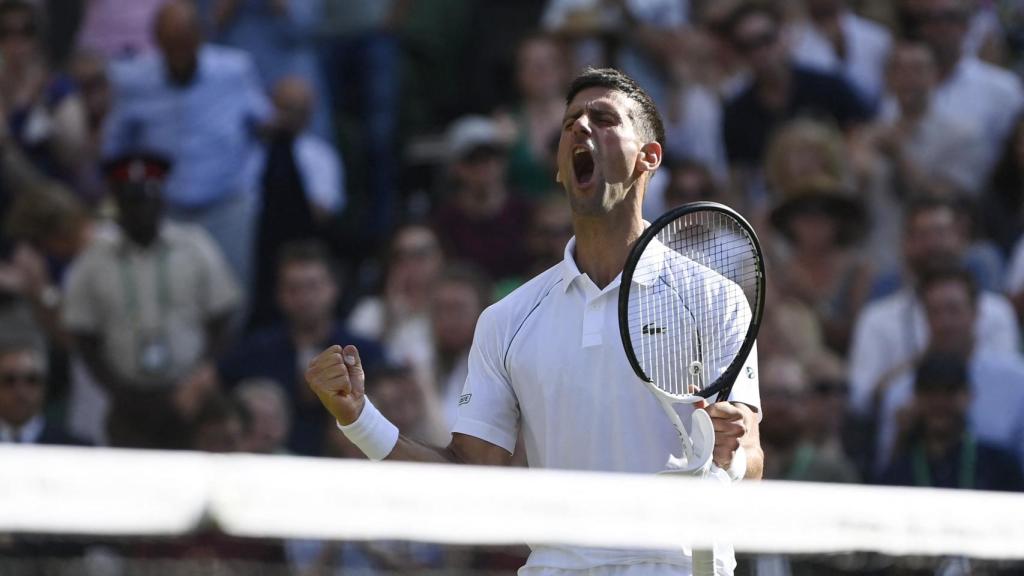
336;397;399;461
727;445;747;481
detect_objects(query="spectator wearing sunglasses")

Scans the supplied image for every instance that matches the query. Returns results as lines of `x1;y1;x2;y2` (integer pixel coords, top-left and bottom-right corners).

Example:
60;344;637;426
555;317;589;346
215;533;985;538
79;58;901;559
721;2;874;174
0;339;87;446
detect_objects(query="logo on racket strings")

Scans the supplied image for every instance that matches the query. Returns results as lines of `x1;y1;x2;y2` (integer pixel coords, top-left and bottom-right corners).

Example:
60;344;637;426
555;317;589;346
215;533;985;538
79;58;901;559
641;323;666;335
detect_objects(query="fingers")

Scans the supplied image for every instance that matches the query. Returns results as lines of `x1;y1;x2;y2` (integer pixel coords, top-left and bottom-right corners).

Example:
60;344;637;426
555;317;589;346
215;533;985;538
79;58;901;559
705;401;747;439
305;345;352;396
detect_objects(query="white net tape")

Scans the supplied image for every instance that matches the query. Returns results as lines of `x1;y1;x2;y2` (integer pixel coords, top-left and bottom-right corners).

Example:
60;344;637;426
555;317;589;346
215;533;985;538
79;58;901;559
2;445;1023;559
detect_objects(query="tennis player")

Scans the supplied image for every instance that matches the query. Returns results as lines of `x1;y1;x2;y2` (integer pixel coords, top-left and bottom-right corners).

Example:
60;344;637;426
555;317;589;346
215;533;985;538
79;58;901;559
307;67;763;575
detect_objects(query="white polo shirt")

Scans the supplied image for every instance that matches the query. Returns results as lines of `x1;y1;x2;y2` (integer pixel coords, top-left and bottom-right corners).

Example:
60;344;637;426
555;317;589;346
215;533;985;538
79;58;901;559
452;237;760;574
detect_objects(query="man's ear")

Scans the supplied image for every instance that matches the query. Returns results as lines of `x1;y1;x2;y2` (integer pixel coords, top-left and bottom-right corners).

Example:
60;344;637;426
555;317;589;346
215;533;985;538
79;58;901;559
637;141;662;174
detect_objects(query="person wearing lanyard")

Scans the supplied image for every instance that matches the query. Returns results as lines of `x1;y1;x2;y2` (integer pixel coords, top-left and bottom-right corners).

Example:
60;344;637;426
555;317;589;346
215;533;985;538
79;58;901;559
63;152;241;448
879;352;1024;492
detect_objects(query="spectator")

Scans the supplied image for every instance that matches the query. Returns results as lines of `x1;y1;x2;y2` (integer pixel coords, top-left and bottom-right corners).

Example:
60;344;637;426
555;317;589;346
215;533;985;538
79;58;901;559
847;197;1019;416
219;240;383;456
103;0;272;292
428;264;492;432
199;0;332;139
759;355;858;482
347;223;442;370
233;377;290;455
76;0;165;58
249;75;345;329
869;194;1005;298
857;41;989;272
876;266;1024;475
0;339;86;445
789;0;893;106
911;0;1024;174
541;0;688;107
63;153;241;448
861;40;987;201
497;32;569;199
190;392;244;453
2;180;95;341
722;2;874;173
879;352;1024;491
0;0;89;186
434;115;531;283
769;178;872;355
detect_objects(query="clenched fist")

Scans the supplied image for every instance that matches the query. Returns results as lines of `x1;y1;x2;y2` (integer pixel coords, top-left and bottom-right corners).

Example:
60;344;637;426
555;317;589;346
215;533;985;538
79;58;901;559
305;344;366;425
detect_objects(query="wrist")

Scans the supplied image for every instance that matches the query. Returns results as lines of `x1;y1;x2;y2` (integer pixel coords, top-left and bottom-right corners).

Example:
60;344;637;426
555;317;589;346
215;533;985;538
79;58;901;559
336;396;398;461
727;445;747;481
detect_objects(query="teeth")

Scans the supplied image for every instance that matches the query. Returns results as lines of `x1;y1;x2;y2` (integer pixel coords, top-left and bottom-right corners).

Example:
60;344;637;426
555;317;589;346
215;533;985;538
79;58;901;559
574;148;589;156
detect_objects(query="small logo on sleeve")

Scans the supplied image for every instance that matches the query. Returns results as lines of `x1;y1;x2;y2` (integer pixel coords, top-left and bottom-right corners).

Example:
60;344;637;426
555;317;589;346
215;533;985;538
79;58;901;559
459;394;472;406
746;366;756;379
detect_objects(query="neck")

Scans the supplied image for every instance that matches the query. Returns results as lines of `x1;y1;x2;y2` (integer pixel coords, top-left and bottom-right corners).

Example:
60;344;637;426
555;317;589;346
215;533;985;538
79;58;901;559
571;200;645;289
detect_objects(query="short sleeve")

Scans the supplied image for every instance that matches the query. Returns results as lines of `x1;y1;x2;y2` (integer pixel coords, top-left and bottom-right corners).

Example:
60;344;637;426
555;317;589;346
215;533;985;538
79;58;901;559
727;341;761;418
450;307;520;454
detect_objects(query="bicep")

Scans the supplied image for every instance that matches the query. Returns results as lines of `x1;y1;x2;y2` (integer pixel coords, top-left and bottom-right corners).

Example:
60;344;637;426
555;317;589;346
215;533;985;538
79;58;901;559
450;432;513;466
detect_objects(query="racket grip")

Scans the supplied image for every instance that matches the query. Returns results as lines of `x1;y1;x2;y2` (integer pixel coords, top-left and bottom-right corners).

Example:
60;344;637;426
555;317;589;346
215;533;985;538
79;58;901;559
692;548;715;576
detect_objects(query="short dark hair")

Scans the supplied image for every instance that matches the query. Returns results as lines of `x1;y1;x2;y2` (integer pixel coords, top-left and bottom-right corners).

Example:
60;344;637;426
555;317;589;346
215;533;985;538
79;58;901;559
437;262;493;310
565;67;665;148
914;352;969;396
724;1;783;40
917;264;978;307
276;239;339;281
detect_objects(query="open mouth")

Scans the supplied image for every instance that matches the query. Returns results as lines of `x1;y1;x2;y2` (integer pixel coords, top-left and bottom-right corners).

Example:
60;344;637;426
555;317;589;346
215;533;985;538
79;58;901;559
572;148;595;187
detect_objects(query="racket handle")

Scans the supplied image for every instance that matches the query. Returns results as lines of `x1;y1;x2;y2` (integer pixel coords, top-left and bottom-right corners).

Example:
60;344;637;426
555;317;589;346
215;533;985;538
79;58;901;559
692;548;715;576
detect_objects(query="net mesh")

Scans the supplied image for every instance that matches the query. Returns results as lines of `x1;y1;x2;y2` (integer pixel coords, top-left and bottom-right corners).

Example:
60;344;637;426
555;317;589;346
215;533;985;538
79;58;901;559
4;445;1024;576
625;209;762;397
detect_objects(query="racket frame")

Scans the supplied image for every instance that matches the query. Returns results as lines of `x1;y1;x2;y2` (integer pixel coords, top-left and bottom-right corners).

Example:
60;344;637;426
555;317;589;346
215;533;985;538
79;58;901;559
617;201;765;404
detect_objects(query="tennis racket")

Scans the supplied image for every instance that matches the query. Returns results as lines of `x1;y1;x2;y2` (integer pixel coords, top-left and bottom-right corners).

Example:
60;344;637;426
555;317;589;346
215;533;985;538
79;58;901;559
617;201;765;575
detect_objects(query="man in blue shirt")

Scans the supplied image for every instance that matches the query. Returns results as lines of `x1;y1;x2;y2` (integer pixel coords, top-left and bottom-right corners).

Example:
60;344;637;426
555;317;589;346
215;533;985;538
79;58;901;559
103;0;272;294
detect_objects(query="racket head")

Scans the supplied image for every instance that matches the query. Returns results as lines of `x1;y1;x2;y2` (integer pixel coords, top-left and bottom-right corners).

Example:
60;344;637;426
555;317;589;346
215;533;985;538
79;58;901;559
618;201;765;401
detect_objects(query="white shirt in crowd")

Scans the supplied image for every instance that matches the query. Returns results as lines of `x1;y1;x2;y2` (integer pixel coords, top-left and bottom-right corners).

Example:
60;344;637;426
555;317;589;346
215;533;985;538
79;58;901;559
0;415;44;444
847;288;1020;415
931;56;1024;174
453;237;759;575
790;11;892;104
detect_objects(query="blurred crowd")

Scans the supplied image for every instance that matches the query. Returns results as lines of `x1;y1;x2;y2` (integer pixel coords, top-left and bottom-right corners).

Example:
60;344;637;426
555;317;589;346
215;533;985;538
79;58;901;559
3;0;1024;573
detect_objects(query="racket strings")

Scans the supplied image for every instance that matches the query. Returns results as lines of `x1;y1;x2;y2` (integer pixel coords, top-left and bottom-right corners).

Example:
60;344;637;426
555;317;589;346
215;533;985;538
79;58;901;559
628;210;761;397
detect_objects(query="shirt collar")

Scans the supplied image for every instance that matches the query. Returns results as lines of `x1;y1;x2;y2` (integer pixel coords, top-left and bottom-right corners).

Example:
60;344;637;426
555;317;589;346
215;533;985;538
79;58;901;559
0;414;45;444
558;221;663;293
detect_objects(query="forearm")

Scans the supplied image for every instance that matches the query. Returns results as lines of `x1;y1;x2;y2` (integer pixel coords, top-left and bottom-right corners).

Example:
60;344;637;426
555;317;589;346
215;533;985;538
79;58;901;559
385;436;464;464
738;403;763;480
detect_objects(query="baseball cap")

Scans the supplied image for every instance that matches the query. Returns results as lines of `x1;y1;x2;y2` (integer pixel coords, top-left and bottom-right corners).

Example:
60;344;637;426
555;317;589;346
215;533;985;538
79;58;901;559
446;115;509;161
